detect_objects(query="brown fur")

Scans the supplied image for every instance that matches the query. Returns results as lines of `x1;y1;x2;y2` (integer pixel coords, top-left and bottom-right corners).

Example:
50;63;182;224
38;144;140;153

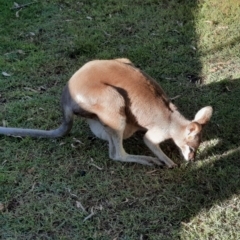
0;59;213;167
66;59;212;166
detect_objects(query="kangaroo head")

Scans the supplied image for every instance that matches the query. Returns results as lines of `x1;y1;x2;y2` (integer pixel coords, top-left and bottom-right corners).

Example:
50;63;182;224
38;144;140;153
177;106;213;161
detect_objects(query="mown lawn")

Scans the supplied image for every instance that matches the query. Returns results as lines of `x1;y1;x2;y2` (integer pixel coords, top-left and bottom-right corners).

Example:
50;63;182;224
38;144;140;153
0;0;240;239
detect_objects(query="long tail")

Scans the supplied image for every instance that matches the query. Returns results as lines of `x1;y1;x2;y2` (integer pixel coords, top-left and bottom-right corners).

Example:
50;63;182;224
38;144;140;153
0;85;76;138
0;120;72;138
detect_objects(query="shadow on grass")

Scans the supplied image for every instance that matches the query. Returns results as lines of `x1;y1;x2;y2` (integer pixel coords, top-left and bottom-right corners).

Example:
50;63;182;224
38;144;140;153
119;78;240;238
172;77;240;230
1;0;240;239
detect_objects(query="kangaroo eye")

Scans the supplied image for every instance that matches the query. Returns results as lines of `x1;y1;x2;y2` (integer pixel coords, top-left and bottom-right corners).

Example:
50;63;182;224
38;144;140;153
189;147;195;153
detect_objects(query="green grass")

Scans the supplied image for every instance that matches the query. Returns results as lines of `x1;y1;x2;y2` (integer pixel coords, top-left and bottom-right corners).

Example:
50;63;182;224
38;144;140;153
1;0;240;239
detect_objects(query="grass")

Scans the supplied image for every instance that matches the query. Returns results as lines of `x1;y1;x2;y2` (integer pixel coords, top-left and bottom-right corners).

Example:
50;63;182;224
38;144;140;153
0;0;240;239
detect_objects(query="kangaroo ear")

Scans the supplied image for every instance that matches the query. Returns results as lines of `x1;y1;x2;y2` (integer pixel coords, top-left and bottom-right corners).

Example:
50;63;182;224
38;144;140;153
186;122;202;140
194;106;213;125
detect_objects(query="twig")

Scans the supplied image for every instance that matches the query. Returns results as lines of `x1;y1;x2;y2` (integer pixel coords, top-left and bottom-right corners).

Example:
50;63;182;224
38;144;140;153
170;95;181;100
11;135;23;139
76;201;87;213
146;169;158;174
30;182;36;191
1;160;7;165
73;137;84;145
11;1;38;10
66;188;88;213
89;163;103;170
66;187;79;199
83;207;95;222
24;87;38;93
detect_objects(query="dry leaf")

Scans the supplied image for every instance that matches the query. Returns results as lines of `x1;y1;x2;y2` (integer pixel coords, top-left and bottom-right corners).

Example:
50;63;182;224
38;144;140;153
205;20;213;24
2;120;8;127
12;135;23;139
2;72;11;77
24;87;38;93
71;138;84;148
16;9;22;18
73;137;84;145
0;203;4;211
96;204;103;211
76;201;87;212
76;201;81;208
190;45;196;51
12;1;38;10
71;143;78;148
176;21;183;27
146;169;158;174
173;29;180;34
122;198;129;203
170;95;181;100
103;31;111;37
4;50;24;55
225;86;231;92
13;2;20;8
83;207;95;222
27;167;35;174
38;86;46;91
17;49;25;54
217;25;228;30
210;67;217;72
89;163;103;170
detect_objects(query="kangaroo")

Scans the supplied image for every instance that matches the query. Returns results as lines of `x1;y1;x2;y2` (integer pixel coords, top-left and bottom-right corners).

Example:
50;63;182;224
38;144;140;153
0;58;213;167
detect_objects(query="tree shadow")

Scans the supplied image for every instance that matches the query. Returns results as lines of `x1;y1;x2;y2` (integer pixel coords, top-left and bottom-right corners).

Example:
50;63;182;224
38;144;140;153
121;77;240;238
121;1;240;237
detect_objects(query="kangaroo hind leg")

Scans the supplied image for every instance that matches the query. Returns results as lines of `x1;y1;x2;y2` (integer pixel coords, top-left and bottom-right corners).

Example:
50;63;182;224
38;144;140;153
87;86;162;166
94;110;161;166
